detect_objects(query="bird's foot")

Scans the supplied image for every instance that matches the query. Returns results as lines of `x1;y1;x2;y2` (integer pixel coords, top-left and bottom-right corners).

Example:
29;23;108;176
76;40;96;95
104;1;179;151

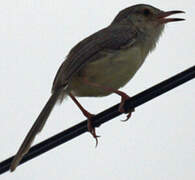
68;93;100;146
87;116;100;147
82;110;100;146
118;93;135;121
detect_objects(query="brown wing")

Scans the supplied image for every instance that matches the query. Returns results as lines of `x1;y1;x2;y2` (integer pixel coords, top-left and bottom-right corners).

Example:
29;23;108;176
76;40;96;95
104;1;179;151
52;24;137;92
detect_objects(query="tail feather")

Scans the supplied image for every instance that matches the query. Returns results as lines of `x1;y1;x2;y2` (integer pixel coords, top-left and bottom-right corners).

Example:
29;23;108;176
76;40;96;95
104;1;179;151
10;90;61;172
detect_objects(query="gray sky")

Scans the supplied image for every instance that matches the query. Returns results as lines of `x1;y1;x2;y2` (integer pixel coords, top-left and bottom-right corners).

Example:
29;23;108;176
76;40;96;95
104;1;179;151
0;0;194;179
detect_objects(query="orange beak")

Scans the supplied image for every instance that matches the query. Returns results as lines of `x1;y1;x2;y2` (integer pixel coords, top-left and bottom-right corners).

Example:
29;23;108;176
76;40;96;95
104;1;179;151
158;10;185;23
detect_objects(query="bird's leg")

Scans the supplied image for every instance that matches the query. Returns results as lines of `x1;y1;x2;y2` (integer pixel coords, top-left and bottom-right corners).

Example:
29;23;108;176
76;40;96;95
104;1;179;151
82;78;134;121
69;92;99;146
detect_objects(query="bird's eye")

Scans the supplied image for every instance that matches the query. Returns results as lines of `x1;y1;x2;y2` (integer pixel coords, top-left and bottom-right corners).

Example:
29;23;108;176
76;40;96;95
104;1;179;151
143;9;151;16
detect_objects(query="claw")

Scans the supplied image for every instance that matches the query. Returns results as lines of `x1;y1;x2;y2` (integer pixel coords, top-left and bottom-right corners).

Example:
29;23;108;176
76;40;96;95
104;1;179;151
121;112;132;122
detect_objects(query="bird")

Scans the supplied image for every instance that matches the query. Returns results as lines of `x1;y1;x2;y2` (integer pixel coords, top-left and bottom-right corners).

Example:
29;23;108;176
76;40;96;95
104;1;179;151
10;4;184;171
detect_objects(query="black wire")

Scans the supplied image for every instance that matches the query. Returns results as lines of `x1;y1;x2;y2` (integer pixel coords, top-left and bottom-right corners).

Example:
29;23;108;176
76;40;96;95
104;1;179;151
0;65;194;175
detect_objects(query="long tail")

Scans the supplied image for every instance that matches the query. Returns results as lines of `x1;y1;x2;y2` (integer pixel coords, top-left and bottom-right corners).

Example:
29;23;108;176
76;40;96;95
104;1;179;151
10;90;61;172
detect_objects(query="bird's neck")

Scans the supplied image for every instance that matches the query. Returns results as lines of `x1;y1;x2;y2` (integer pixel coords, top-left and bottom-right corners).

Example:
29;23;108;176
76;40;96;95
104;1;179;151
137;25;164;55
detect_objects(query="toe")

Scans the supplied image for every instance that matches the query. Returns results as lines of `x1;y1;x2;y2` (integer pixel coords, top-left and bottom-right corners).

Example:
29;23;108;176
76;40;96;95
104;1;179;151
87;119;100;147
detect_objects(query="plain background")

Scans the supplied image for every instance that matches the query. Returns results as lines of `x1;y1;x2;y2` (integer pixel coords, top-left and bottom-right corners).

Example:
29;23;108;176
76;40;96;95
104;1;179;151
0;0;194;179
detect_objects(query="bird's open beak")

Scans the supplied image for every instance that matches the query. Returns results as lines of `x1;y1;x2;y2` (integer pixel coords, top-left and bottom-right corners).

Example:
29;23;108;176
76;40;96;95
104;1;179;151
158;10;185;23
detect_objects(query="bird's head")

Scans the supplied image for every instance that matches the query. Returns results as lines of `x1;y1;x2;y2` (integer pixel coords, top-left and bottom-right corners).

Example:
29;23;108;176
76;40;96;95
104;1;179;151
112;4;185;34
